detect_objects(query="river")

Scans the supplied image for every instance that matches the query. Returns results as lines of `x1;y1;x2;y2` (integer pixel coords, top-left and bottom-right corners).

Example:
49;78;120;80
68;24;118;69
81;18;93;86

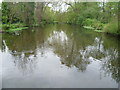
1;24;120;88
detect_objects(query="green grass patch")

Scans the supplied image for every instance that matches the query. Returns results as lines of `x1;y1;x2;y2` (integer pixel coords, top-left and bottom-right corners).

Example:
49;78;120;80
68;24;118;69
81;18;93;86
83;26;95;30
2;23;28;33
94;30;104;33
83;18;104;30
83;25;104;33
2;23;25;29
6;27;28;32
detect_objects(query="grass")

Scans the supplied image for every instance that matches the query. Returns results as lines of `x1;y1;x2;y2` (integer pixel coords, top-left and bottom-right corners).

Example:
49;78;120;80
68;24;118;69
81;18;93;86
94;30;104;33
6;27;28;33
83;26;104;33
83;18;104;30
83;18;119;35
83;19;104;33
83;26;95;30
1;23;28;33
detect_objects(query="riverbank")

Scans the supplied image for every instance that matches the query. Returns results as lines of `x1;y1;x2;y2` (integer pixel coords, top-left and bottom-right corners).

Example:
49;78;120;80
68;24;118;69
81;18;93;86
83;20;119;36
1;22;119;37
0;24;28;33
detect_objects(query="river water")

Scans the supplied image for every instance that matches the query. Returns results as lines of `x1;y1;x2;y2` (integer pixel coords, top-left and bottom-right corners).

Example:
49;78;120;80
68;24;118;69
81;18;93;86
1;24;120;88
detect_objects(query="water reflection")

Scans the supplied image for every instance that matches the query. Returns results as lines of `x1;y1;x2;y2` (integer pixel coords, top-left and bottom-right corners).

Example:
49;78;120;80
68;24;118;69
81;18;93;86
1;24;120;87
0;34;2;89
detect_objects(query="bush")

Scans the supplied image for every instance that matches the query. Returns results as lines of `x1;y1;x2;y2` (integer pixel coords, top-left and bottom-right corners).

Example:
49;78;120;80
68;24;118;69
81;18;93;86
76;15;84;25
103;20;119;35
83;18;104;30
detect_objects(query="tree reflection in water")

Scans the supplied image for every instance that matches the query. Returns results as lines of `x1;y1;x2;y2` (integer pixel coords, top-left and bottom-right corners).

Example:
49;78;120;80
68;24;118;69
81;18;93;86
2;24;120;83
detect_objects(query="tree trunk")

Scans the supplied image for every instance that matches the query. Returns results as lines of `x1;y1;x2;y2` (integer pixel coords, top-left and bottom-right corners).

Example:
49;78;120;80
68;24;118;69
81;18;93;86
34;2;44;25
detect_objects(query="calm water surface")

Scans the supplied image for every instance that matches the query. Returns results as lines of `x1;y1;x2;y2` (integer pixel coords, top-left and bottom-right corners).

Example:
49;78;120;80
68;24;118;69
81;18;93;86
1;24;120;88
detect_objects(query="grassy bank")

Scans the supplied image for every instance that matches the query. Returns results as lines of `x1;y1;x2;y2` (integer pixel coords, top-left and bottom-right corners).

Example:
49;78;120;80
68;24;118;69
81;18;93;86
0;23;28;33
83;18;119;36
103;20;119;35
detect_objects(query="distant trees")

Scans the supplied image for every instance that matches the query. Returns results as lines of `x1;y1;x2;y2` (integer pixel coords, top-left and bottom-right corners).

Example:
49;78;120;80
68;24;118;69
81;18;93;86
1;2;119;35
63;2;118;24
34;2;44;25
59;2;119;35
2;2;35;25
2;2;58;26
2;2;119;25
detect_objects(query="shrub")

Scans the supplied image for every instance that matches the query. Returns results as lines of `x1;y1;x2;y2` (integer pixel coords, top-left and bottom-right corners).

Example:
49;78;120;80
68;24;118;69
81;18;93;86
103;20;119;35
83;18;104;30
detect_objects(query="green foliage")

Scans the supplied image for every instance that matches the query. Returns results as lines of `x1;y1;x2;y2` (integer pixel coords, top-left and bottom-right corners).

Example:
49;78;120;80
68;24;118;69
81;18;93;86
62;2;101;25
102;2;118;23
83;18;104;30
2;2;35;25
103;18;119;35
42;6;57;24
1;2;119;35
94;30;104;33
83;26;94;30
2;23;25;29
2;23;28;33
2;2;35;32
7;27;28;33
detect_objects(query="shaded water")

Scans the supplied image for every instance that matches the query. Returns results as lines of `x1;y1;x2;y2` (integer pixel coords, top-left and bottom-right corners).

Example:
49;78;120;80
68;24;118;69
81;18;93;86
1;24;120;88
